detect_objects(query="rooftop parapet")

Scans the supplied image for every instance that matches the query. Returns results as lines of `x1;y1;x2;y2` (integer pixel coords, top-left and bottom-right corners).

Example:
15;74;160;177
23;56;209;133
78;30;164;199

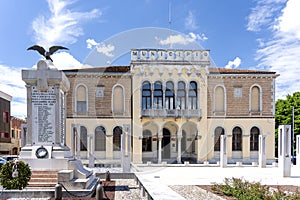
131;49;210;64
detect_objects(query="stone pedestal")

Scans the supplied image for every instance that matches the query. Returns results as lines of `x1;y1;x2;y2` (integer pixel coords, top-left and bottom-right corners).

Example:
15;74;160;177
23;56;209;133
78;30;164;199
278;125;291;177
20;60;98;190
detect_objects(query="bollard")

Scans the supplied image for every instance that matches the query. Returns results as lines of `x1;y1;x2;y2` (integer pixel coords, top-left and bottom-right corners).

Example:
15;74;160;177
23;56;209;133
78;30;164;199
96;184;104;200
105;170;111;181
55;183;62;200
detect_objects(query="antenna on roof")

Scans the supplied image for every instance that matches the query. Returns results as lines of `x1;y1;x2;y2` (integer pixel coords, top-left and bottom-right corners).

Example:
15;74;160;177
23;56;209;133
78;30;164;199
168;1;173;49
168;1;172;30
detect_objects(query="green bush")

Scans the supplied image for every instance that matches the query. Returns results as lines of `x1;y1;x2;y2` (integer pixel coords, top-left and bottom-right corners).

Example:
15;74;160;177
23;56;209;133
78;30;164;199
212;177;300;200
0;160;31;190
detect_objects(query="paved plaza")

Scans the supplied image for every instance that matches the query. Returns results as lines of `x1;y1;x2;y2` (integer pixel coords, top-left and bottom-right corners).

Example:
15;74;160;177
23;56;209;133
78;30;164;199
2;164;300;199
131;164;300;199
134;164;300;186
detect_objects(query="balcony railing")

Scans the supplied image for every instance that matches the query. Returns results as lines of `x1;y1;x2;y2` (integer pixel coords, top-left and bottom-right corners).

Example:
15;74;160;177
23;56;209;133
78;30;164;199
141;109;201;118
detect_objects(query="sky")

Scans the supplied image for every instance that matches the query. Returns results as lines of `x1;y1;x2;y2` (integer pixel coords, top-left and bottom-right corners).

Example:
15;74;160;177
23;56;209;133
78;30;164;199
0;0;299;119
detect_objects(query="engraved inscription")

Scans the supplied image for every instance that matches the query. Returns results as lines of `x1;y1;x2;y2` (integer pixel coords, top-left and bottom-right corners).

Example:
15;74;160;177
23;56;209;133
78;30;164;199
31;86;56;144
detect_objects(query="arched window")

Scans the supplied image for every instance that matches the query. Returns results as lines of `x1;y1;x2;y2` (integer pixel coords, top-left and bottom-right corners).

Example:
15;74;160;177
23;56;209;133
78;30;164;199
165;81;175;110
80;126;87;151
153;81;163;109
142;130;152;152
113;126;122;151
113;85;124;114
76;85;87;113
232;126;242;151
251;86;261;112
142;81;152;109
95;126;106;151
188;81;197;109
177;81;186;109
250;126;260;151
214;127;225;151
215;86;225;112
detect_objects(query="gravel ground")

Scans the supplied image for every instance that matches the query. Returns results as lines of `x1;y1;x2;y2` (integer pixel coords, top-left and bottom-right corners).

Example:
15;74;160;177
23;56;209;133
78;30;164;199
114;179;147;200
113;179;225;200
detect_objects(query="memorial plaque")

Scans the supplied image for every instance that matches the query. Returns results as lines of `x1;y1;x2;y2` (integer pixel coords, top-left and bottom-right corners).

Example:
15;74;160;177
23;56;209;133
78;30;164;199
31;86;56;145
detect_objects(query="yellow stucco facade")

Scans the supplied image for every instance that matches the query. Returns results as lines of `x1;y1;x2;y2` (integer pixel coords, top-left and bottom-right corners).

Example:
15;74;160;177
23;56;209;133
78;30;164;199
64;49;278;166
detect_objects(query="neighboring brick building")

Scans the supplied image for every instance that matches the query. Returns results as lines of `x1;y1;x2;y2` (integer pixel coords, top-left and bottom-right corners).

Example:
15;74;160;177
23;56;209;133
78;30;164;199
10;116;26;155
64;49;278;166
0;91;12;155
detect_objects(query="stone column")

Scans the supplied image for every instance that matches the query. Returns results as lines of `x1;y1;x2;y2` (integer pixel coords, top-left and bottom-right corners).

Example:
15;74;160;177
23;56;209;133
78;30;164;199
259;135;266;168
177;131;182;164
25;84;32;146
158;135;162;163
76;125;81;160
296;135;300;168
122;124;131;172
220;135;227;168
88;134;94;168
70;124;76;158
21;124;27;148
278;125;291;177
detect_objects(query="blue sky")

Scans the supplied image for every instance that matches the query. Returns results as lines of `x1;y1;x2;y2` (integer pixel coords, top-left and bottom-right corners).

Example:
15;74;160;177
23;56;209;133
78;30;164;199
0;0;299;119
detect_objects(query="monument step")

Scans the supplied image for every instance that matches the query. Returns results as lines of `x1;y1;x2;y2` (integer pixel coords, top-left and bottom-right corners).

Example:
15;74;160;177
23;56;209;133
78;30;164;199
26;182;57;188
31;170;58;175
31;174;57;178
29;177;58;183
27;171;58;189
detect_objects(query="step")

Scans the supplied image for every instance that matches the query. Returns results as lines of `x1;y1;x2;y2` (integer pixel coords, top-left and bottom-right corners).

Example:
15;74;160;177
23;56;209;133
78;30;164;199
29;177;58;183
27;182;57;188
27;170;59;189
31;174;57;178
31;170;58;175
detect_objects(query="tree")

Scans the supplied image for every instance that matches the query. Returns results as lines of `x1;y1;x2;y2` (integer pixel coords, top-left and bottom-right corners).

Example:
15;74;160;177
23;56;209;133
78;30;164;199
275;92;300;156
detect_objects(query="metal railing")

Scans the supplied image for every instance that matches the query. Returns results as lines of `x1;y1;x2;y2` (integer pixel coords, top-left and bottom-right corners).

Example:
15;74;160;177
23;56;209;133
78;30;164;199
141;109;201;118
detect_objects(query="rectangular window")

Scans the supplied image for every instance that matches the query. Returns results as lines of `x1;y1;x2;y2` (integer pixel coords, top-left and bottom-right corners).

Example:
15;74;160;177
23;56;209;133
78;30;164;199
77;101;87;112
234;87;242;98
142;137;152;151
0;132;9;138
2;111;9;123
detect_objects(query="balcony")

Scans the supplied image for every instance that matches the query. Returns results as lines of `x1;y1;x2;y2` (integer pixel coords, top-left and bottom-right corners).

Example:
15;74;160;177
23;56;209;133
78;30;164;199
141;109;201;118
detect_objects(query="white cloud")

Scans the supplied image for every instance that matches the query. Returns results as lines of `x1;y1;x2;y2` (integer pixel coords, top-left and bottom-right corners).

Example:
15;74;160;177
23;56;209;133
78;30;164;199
246;0;286;32
249;0;300;99
224;57;241;69
52;52;83;69
158;32;207;46
277;0;300;39
0;64;26;119
185;11;198;30
32;0;101;48
86;39;115;57
96;44;115;58
86;39;99;49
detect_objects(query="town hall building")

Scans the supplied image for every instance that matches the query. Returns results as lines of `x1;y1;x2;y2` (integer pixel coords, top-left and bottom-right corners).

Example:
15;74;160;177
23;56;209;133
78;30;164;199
64;49;278;166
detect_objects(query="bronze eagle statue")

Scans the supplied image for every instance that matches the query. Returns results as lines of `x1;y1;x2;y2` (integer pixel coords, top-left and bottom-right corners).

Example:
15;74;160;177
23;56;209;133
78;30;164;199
27;45;68;62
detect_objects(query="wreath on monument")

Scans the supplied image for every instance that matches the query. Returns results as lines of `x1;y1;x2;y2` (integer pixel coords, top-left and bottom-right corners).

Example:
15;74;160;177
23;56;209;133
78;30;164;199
0;160;31;190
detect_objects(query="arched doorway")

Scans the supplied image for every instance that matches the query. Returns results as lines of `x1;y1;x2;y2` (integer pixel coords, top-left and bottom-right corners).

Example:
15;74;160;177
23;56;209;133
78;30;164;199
142;121;159;163
162;128;171;159
181;122;197;163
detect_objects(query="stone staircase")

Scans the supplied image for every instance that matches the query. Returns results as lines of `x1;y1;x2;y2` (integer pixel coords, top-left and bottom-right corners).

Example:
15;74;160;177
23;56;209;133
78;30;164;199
27;171;58;189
